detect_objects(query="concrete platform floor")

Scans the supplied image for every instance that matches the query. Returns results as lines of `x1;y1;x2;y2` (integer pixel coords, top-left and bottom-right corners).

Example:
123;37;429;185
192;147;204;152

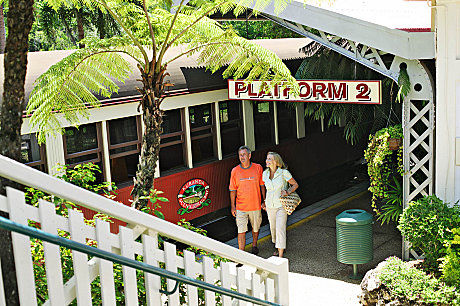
228;183;402;305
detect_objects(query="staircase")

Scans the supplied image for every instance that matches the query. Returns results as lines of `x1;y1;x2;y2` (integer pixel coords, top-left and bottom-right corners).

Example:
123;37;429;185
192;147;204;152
0;155;288;305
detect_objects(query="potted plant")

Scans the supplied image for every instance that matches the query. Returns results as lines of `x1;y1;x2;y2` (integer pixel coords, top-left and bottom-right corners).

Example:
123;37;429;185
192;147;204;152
364;124;403;215
388;137;402;151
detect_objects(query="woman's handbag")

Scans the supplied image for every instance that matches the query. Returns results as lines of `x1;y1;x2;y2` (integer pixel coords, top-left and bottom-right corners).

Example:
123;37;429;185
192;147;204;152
280;190;301;215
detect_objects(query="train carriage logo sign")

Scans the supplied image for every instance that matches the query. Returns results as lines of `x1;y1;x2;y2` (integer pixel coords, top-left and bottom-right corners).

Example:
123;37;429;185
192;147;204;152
177;178;211;215
228;79;382;104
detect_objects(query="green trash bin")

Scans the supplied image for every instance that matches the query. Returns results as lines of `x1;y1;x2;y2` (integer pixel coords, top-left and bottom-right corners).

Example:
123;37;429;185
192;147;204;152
336;209;373;279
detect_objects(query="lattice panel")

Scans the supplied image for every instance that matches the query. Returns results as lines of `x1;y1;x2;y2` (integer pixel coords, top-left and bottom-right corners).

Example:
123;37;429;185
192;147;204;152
402;97;435;260
405;101;434;203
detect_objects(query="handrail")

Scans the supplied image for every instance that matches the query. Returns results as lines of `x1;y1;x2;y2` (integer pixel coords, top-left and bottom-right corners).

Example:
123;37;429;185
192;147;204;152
0;216;280;306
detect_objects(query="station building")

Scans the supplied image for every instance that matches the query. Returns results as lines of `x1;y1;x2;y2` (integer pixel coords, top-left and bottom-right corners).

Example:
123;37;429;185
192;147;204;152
16;38;365;230
13;0;460;251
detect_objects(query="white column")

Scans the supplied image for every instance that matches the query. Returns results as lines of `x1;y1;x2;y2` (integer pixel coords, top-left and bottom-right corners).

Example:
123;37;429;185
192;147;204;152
295;103;305;138
273;102;279;145
435;2;456;203
242;100;255;151
184;107;193;168
214;102;223;160
100;121;112;185
45;133;66;176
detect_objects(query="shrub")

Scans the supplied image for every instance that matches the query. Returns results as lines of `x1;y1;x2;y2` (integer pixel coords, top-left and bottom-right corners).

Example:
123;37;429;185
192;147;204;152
440;228;460;288
379;257;460;305
397;195;460;272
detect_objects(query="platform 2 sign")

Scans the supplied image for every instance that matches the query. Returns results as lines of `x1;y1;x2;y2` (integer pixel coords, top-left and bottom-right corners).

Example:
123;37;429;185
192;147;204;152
228;80;382;104
177;178;211;215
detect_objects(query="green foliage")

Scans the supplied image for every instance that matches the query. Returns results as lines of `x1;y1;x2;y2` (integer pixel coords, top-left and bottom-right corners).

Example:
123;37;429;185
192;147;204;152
379;257;460;305
396;65;410;104
54;162;115;192
440;228;460;287
364;124;403;214
28;0;299;143
140;188;168;219
26;162;115;304
27;38;134;142
176;219;229;305
28;0;123;51
398;196;460;272
376;176;403;225
220;20;302;40
25;162;116;214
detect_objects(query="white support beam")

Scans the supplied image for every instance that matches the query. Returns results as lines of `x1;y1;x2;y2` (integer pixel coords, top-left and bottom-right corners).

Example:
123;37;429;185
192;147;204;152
184;107;193;168
242;100;255;151
296;103;305;139
255;1;435;60
214;102;223;160
45;133;65;176
274;102;279;145
100;121;112;185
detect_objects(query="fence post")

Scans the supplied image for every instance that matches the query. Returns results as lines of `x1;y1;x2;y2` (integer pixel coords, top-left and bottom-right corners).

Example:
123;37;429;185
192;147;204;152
266;256;289;305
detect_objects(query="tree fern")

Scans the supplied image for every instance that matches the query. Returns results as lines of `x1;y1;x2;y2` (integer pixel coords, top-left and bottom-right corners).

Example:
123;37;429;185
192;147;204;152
28;0;299;209
27;39;135;142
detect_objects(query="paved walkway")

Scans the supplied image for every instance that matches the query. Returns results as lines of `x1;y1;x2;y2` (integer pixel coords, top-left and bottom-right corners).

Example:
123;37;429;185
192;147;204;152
226;182;402;305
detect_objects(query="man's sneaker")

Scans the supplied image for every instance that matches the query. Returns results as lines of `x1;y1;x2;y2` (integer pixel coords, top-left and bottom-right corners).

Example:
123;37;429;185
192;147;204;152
251;246;259;255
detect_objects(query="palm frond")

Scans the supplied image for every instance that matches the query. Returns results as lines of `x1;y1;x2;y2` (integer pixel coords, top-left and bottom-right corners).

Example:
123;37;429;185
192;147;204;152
162;13;298;90
27;40;140;143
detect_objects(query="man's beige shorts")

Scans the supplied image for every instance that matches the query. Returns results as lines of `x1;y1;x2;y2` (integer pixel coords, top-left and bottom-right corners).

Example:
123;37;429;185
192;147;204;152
236;210;262;233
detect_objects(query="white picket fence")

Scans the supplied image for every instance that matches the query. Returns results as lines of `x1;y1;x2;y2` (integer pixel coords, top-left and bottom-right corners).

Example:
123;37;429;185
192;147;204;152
0;155;289;305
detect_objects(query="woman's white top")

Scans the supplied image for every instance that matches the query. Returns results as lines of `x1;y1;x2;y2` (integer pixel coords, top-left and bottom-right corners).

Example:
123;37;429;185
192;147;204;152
263;168;293;209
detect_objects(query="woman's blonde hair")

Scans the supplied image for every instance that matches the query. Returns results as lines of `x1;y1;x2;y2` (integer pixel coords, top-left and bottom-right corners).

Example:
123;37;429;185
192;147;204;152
267;152;288;169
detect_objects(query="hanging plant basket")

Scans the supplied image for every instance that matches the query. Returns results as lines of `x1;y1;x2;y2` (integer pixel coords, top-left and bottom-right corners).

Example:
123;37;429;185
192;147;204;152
388;138;402;151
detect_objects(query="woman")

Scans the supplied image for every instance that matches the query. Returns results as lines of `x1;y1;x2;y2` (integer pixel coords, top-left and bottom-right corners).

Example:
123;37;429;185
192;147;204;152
261;152;299;257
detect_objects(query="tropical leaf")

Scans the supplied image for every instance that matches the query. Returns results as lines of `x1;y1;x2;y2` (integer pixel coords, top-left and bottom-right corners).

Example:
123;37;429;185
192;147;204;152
27;37;140;142
396;65;410;103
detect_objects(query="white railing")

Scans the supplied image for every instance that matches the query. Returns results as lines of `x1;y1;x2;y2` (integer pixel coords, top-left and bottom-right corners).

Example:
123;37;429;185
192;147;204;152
0;155;289;305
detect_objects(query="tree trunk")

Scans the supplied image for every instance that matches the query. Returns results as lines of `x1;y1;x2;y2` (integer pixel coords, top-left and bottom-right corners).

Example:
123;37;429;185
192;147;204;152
0;4;6;54
0;0;34;304
97;9;106;39
59;8;77;46
76;9;85;48
131;64;168;210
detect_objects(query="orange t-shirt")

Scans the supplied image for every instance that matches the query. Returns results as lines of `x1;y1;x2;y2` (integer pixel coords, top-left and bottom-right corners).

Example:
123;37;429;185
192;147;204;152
229;163;264;211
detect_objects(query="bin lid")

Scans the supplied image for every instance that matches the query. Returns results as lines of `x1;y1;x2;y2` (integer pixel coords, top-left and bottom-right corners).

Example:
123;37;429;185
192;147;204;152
336;209;373;225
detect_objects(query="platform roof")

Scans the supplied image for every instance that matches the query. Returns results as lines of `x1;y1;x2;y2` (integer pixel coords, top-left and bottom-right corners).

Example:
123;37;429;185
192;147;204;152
306;0;431;30
250;0;435;59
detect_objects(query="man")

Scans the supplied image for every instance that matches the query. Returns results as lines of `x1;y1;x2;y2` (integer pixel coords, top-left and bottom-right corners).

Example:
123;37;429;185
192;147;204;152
229;146;265;254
